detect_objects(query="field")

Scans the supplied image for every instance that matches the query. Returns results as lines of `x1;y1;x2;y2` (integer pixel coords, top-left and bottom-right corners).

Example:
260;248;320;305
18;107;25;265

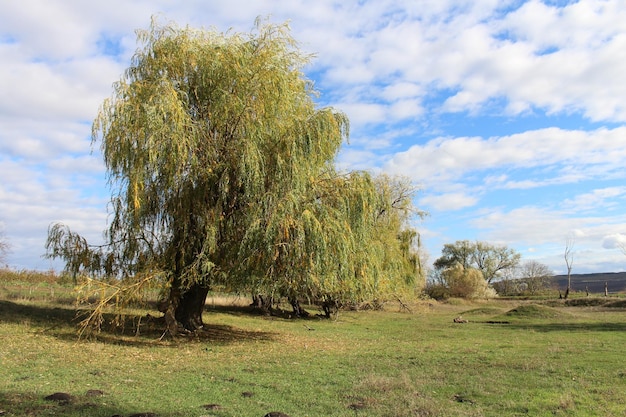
2;271;626;416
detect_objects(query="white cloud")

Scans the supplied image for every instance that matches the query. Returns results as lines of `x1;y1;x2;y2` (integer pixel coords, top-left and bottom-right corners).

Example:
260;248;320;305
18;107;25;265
472;206;568;244
380;82;424;101
324;64;377;86
429;0;626;121
419;192;478;212
602;233;626;250
1;0;626;273
502;0;625;50
0;46;123;123
0;155;108;269
562;187;626;212
384;126;626;188
0;119;93;160
336;148;384;172
389;99;424;120
467;202;626;272
336;101;388;126
305;0;626;125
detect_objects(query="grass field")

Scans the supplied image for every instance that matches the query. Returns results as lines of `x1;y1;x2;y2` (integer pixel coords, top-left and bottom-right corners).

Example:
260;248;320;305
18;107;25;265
2;271;626;416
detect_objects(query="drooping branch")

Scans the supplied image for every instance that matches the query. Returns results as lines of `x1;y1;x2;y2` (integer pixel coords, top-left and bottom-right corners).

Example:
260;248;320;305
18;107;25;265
47;18;426;335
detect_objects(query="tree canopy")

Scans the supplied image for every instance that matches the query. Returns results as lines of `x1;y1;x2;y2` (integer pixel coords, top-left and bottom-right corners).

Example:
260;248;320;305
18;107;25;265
46;18;424;334
434;240;520;283
518;260;553;294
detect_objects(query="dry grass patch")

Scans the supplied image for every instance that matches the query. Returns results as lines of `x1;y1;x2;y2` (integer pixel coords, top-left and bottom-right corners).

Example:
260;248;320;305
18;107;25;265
351;373;442;417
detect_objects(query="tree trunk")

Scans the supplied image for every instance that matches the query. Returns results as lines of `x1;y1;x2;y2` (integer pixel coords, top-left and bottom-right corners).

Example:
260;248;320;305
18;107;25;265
251;294;274;314
175;283;210;331
322;299;338;318
164;281;210;334
289;297;309;317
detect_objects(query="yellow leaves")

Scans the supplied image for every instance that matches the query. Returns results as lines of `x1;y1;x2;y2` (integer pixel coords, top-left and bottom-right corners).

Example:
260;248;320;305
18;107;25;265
132;181;141;212
83;17;424;314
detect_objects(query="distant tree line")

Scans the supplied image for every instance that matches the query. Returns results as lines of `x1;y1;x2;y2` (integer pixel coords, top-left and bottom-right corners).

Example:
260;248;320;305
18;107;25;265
426;240;553;299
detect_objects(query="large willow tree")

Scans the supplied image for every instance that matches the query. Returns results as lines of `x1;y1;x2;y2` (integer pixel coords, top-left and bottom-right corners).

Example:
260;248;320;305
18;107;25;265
46;18;423;334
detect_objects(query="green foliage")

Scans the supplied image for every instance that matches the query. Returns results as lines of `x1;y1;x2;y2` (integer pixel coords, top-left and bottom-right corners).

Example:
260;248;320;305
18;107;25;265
45;17;423;330
241;171;424;307
434;240;521;283
45;224;108;281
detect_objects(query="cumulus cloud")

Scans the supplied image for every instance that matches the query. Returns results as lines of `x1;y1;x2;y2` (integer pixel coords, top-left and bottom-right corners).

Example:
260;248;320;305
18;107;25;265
292;0;626;126
602;234;626;250
476;208;613;248
384;126;626;188
562;187;626;213
419;192;478;212
412;178;626;274
0;155;108;269
1;0;626;273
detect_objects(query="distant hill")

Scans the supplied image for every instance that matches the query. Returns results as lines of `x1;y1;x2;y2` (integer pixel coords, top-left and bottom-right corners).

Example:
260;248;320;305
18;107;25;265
551;272;626;294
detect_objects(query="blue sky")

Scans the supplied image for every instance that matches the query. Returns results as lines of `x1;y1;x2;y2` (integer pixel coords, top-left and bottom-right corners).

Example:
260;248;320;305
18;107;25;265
1;0;626;275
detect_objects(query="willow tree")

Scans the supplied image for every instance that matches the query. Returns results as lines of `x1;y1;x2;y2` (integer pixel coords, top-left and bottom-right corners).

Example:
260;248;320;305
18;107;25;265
46;18;423;333
240;171;423;316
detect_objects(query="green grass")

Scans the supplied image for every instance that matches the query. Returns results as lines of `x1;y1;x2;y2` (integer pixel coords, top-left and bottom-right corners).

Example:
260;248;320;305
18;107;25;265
2;275;626;416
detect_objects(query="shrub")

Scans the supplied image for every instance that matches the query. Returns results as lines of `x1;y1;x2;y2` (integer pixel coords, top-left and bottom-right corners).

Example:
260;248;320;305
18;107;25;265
441;264;496;299
424;282;451;300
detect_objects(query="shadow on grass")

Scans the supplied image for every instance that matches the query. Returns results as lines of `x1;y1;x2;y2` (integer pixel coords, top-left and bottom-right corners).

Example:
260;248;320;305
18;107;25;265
0;300;276;346
0;299;77;326
206;302;267;316
206;302;327;322
499;321;626;332
0;391;120;417
0;390;194;417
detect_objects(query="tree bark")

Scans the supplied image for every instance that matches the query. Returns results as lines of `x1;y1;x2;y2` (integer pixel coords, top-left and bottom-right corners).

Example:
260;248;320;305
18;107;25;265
174;283;210;331
251;294;274;314
164;280;210;334
322;299;338;318
289;297;309;317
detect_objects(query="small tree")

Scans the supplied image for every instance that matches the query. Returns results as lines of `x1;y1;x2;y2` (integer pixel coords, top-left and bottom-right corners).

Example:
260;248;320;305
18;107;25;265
434;240;520;283
424;269;450;300
519;260;552;295
563;236;575;299
0;226;10;266
491;266;520;296
434;240;474;271
473;241;521;283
